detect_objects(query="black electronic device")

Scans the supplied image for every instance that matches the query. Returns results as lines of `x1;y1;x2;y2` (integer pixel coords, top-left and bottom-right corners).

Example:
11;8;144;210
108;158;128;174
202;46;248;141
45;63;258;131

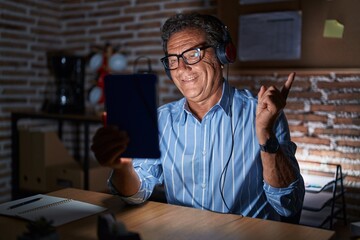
104;74;160;159
45;54;85;114
259;136;280;154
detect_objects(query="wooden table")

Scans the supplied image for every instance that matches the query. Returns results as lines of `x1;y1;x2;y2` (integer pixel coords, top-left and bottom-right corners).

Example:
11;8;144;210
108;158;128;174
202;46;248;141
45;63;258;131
0;188;335;240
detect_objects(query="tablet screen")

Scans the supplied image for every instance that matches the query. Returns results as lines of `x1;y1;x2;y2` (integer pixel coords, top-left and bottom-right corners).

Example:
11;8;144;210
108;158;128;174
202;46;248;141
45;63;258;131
104;74;160;159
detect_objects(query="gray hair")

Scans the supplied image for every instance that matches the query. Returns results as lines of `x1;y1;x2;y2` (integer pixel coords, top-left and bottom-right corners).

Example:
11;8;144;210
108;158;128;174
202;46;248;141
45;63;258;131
161;13;228;54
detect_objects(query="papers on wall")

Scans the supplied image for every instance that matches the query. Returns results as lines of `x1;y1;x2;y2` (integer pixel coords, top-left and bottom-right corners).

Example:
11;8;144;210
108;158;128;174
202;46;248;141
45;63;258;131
323;19;344;39
238;11;302;61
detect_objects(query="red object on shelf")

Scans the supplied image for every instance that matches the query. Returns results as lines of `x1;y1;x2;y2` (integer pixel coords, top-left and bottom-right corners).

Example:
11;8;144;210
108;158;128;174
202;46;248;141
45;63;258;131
101;112;107;127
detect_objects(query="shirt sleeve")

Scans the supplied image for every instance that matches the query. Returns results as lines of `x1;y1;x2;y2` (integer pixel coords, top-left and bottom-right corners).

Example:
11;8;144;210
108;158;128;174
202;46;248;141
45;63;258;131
263;112;305;217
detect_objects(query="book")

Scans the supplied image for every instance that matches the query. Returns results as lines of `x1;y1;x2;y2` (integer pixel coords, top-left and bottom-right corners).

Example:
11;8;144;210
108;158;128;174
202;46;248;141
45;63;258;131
0;194;107;226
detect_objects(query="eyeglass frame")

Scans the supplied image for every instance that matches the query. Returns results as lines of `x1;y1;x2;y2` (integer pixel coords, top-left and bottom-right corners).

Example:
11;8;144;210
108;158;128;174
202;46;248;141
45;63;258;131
160;45;212;70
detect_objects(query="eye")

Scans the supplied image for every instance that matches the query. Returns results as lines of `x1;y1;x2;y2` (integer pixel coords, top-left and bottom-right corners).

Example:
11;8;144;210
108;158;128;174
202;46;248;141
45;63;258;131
168;57;177;67
184;49;201;64
188;50;200;59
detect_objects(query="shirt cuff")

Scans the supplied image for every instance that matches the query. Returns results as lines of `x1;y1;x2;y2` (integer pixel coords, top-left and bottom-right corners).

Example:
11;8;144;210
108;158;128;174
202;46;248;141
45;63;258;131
263;178;304;217
263;178;299;195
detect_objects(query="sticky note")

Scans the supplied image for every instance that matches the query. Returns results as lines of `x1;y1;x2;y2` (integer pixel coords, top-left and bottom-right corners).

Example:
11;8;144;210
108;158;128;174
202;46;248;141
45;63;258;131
323;19;344;39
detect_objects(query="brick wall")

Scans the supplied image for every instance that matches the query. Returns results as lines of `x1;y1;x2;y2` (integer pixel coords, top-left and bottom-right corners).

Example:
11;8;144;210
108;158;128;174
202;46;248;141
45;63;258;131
0;0;217;202
0;0;359;220
0;0;62;201
229;70;360;220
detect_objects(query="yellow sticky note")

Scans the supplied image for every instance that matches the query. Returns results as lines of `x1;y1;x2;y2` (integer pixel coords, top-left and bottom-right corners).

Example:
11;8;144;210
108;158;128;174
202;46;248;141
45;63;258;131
323;19;344;38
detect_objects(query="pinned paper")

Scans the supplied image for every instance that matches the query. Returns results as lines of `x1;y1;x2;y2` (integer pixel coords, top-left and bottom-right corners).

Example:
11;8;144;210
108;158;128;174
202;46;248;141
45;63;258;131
323;19;344;39
238;11;302;61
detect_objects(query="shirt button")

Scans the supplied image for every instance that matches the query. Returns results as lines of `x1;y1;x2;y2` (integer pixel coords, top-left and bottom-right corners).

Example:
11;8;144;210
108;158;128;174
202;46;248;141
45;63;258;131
201;183;206;188
202;151;206;156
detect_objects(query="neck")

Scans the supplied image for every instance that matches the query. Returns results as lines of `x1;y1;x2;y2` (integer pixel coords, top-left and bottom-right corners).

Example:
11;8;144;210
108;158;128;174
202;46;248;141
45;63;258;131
187;85;223;121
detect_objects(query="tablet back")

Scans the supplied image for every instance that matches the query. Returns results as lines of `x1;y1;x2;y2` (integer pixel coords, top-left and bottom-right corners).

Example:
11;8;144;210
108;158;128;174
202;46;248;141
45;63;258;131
104;74;160;159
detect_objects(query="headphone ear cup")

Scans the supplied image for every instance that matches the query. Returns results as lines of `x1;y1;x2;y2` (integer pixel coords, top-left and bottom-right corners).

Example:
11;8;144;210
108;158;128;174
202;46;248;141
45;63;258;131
216;41;236;65
216;23;237;65
216;43;228;65
225;41;236;64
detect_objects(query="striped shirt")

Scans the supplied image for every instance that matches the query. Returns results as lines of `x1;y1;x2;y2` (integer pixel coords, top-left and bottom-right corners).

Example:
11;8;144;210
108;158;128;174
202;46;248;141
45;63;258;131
112;80;304;220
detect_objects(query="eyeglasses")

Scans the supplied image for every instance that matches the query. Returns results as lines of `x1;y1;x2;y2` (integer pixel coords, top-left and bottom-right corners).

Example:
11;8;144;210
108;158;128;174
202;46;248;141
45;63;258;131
161;46;211;70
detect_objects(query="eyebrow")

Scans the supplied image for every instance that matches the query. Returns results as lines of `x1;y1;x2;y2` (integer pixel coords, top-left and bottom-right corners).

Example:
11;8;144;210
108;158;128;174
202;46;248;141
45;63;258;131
167;42;207;56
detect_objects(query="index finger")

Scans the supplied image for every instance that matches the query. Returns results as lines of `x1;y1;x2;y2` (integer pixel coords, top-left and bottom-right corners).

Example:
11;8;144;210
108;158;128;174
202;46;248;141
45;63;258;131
281;72;296;100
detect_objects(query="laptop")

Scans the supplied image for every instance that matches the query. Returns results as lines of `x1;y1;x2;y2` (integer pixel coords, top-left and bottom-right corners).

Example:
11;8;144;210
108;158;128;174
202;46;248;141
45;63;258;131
104;73;161;159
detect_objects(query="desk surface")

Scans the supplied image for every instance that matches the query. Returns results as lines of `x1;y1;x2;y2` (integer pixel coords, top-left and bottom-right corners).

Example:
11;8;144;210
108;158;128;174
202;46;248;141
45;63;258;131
0;188;335;240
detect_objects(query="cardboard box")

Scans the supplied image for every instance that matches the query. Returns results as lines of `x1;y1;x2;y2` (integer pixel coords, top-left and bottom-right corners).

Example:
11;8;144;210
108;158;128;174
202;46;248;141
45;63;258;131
19;130;74;192
46;162;111;192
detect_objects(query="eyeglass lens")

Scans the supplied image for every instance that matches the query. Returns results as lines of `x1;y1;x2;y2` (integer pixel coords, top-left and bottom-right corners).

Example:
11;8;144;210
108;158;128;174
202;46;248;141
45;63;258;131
162;47;205;70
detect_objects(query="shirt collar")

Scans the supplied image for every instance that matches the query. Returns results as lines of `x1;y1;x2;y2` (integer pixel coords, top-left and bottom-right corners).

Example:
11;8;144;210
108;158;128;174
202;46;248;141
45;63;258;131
218;79;233;117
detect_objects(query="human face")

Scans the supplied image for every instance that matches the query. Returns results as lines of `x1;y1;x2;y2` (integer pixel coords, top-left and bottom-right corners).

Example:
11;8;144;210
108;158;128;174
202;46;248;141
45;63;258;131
166;28;223;106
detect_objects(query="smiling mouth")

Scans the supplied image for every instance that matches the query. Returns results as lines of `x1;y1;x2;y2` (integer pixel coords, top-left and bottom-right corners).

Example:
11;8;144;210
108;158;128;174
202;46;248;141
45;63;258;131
181;75;197;82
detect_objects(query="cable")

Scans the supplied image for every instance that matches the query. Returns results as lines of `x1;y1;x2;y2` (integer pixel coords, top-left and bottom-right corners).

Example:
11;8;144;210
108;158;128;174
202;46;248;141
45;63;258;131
218;63;235;213
133;56;152;74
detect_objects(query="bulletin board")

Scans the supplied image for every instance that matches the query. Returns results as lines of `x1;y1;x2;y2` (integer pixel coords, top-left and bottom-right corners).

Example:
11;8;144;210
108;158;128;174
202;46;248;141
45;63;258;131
218;0;360;69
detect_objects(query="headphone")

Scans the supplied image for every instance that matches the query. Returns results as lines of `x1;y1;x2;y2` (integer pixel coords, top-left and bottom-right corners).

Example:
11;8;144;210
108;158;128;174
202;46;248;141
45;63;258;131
215;25;237;65
164;20;236;80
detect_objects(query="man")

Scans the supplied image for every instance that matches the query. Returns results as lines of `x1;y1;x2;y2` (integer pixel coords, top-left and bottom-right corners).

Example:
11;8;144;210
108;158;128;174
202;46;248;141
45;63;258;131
91;13;304;220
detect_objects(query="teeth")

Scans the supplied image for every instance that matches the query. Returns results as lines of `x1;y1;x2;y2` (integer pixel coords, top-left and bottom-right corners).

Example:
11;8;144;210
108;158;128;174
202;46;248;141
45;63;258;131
183;76;195;82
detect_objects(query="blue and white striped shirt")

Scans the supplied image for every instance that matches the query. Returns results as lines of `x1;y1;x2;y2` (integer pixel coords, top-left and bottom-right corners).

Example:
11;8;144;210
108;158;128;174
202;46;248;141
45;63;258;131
116;80;304;220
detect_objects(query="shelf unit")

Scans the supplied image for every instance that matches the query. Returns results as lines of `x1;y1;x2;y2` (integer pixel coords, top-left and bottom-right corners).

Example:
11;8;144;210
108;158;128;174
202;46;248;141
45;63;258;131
11;111;101;200
300;163;347;229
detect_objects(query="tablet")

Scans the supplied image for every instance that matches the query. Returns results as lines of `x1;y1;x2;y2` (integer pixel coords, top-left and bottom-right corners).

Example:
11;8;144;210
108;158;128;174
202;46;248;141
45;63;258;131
104;74;160;159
